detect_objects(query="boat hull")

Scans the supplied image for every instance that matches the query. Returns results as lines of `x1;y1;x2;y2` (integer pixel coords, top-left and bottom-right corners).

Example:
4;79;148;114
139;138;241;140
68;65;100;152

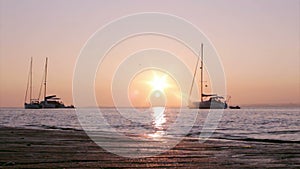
24;102;74;109
189;101;227;109
40;101;67;108
24;103;41;109
229;106;241;109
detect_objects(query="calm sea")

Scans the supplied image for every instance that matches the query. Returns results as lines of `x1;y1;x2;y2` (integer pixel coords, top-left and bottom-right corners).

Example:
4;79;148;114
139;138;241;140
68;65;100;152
0;108;299;143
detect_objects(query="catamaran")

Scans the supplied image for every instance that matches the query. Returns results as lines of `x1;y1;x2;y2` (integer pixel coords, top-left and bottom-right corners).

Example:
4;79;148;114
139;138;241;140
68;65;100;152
24;57;74;109
188;44;228;109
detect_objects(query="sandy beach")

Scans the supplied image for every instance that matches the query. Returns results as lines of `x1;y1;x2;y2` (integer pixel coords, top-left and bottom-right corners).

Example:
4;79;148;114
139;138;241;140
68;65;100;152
0;127;299;168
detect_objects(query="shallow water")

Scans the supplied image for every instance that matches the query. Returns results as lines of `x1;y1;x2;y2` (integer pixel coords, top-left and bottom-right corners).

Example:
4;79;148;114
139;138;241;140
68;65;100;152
0;108;299;143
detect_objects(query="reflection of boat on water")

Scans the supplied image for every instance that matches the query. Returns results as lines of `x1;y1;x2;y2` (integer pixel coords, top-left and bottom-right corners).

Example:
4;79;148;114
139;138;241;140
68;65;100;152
188;44;227;109
24;58;74;109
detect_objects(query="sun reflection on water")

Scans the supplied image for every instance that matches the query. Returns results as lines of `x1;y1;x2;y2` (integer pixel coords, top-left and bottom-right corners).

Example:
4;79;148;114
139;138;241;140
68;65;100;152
148;107;167;139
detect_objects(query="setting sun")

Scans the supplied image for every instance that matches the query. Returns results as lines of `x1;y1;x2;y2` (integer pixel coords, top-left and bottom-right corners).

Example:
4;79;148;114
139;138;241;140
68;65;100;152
147;73;170;92
128;69;182;107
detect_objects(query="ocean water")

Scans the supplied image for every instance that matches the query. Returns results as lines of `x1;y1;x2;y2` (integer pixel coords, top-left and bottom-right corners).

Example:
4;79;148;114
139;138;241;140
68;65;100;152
0;107;299;143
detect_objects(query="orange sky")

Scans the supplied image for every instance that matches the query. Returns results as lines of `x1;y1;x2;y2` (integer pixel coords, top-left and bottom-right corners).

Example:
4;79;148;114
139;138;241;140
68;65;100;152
94;34;206;108
0;0;299;107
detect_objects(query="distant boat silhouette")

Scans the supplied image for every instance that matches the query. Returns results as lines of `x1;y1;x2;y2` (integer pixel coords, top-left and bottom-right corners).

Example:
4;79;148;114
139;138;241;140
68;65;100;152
188;44;227;109
229;105;241;109
24;57;74;109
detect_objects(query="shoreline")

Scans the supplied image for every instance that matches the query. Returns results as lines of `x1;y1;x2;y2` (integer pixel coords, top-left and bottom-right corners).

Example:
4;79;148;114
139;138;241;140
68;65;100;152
0;126;299;168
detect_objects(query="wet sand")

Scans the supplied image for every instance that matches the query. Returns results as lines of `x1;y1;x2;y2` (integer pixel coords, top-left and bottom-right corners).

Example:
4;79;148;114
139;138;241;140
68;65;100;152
0;127;299;168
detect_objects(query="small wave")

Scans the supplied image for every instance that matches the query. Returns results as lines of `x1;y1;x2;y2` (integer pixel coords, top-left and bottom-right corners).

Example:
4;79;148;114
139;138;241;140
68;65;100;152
266;130;300;134
25;124;82;131
216;136;300;144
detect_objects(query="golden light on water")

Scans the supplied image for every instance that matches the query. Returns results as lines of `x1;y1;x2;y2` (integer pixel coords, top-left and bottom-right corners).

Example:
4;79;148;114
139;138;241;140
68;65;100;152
128;70;173;140
148;107;166;139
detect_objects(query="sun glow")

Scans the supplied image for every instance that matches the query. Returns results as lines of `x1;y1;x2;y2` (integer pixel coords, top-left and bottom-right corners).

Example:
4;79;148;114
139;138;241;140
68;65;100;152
147;73;170;92
128;69;182;107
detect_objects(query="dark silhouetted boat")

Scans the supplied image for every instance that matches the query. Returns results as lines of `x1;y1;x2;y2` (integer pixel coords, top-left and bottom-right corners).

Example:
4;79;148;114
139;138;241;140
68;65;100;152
188;44;227;109
24;58;74;109
229;105;241;109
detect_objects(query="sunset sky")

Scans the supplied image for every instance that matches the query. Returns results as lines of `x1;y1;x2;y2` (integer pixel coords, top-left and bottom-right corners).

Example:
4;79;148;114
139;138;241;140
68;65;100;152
0;0;299;107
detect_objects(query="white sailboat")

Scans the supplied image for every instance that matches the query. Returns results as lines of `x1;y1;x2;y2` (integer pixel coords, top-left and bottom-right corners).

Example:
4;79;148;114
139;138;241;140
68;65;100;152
188;44;227;109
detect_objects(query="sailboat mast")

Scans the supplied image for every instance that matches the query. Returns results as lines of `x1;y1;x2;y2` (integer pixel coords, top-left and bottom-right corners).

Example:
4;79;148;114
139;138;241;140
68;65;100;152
189;48;200;102
30;57;33;103
44;57;48;102
25;57;32;103
200;43;204;102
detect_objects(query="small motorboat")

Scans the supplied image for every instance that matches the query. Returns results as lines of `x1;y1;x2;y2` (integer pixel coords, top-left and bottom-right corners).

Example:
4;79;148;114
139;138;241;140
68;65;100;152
229;105;241;109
